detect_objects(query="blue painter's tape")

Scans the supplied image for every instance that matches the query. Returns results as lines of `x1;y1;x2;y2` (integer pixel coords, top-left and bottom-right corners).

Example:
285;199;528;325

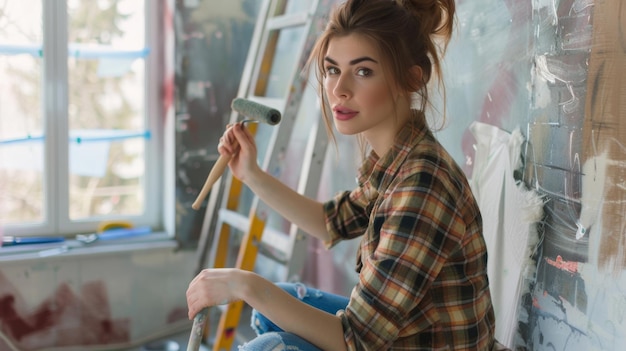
2;236;65;246
0;43;150;59
0;130;151;145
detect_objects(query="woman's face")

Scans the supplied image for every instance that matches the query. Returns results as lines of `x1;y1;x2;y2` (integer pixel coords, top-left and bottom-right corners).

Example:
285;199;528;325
323;33;408;147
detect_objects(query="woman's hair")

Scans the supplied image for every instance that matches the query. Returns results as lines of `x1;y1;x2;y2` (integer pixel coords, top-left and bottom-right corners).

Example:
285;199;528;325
307;0;455;141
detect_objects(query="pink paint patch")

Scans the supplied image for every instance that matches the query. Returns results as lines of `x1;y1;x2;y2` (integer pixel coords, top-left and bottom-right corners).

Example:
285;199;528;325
545;255;579;274
163;74;175;118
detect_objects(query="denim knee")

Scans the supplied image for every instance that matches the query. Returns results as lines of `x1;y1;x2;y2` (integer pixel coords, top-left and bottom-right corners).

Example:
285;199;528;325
239;331;322;351
250;307;279;335
238;332;284;351
249;282;344;336
250;282;308;335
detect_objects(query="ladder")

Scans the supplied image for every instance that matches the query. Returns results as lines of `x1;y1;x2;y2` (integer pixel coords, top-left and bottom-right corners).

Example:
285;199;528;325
193;1;339;350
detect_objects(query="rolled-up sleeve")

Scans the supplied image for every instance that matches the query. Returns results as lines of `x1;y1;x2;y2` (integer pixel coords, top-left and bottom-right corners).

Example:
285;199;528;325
323;185;372;249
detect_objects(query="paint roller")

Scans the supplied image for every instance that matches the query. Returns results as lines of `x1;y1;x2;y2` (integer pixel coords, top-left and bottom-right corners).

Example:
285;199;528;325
191;98;281;210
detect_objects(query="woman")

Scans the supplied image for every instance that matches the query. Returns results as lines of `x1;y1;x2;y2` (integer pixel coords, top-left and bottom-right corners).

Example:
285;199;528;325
186;0;496;349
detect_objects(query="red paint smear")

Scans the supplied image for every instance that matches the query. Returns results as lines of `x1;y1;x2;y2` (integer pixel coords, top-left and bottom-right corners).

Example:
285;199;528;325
0;295;53;340
0;273;130;349
163;73;175;121
532;297;541;309
162;1;175;122
545;255;579;274
163;1;173;36
167;306;189;324
224;327;235;340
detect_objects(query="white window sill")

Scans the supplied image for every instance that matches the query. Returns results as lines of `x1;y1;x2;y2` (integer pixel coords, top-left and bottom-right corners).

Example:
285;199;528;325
0;231;178;263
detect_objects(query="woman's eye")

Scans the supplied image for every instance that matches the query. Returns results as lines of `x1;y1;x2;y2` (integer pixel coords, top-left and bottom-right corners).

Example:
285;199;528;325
326;66;339;75
356;68;372;77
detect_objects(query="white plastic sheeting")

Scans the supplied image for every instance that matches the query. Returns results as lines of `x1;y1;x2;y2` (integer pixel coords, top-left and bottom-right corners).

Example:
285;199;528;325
469;121;544;347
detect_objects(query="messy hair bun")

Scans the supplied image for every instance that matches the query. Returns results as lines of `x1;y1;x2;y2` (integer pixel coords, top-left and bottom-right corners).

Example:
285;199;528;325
395;0;455;83
397;0;455;39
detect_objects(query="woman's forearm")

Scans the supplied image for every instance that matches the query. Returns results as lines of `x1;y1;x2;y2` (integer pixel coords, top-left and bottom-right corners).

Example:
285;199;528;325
245;167;331;243
238;270;348;351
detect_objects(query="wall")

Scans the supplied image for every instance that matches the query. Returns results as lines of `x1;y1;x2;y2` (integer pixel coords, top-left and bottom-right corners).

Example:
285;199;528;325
434;0;626;349
172;0;261;248
0;241;195;351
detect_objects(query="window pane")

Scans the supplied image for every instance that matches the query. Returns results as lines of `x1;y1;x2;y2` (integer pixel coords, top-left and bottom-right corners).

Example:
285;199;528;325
66;0;147;220
0;0;45;225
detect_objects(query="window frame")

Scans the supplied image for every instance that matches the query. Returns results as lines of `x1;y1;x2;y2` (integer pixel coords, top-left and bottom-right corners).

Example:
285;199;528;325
1;0;164;237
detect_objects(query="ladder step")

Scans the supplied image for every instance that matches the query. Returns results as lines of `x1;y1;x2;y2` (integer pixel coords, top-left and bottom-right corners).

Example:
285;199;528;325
256;241;289;264
266;12;309;30
218;208;249;233
218;209;292;262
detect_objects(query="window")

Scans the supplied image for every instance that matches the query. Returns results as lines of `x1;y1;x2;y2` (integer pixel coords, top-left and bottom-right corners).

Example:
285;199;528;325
0;0;162;237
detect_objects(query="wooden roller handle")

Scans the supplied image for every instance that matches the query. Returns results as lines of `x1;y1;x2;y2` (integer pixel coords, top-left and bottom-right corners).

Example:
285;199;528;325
191;154;232;210
192;119;255;211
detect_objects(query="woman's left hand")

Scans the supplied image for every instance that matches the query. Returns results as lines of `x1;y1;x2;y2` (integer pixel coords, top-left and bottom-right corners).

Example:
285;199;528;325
186;268;243;319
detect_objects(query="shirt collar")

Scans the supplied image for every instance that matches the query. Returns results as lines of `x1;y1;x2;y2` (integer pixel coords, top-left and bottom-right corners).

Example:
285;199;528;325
357;111;429;194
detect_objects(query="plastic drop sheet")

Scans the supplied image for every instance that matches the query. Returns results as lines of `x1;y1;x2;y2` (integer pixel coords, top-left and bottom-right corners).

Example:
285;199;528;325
469;121;544;346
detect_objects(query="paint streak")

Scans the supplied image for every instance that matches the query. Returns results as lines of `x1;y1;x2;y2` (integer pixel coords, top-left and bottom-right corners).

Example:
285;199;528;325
545;255;579;274
0;272;129;349
162;1;175;121
620;0;626;52
582;0;626;271
532;296;542;310
0;294;54;340
167;307;189;323
224;327;235;339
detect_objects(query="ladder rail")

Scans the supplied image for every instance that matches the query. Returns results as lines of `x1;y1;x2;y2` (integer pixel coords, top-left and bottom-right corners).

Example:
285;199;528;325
283;107;329;281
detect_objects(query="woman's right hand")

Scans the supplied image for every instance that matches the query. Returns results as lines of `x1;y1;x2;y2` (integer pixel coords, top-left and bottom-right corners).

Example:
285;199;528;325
218;122;260;183
220;121;330;243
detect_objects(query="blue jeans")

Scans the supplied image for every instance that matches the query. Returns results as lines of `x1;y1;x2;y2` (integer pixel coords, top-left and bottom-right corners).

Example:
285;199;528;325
239;282;349;351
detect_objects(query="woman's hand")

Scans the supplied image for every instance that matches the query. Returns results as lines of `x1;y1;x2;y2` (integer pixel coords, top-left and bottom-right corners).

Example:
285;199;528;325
218;122;260;183
186;268;244;320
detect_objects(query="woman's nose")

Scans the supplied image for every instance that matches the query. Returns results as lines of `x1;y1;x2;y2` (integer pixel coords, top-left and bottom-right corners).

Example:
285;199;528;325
332;74;351;99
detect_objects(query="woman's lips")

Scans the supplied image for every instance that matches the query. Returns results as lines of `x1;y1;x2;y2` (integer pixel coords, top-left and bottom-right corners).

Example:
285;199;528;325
333;106;358;121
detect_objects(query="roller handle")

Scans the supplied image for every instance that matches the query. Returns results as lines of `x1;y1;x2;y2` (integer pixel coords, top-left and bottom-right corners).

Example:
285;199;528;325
191;154;232;210
191;98;281;210
186;307;209;351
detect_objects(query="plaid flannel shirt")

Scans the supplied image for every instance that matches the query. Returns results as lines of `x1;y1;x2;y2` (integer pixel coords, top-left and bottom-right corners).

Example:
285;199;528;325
324;115;495;350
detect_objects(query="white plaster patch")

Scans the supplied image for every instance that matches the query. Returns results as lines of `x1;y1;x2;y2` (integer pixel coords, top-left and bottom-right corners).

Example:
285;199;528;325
576;152;608;240
531;67;552;110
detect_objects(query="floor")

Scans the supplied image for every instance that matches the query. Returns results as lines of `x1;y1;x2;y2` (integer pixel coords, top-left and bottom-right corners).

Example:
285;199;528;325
125;305;255;351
